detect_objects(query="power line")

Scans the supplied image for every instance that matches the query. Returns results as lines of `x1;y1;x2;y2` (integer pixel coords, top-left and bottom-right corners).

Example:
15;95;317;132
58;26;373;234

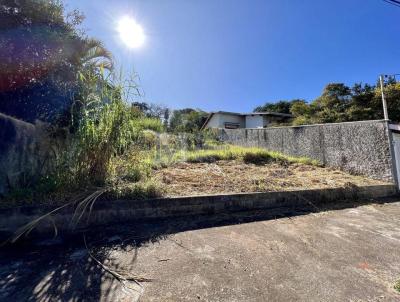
386;0;400;4
383;73;400;80
383;0;400;7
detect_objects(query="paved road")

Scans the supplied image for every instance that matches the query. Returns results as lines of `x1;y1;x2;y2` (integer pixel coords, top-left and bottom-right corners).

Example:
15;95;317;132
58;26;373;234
1;200;400;301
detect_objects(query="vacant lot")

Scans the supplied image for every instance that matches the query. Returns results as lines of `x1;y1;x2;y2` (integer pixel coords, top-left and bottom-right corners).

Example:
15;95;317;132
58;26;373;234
154;160;388;196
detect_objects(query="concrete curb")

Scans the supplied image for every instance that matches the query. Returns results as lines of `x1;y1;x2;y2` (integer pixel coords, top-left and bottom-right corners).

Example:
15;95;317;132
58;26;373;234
0;184;397;240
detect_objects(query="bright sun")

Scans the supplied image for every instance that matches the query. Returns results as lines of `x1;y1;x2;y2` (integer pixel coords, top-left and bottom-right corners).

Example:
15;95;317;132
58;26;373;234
117;16;145;49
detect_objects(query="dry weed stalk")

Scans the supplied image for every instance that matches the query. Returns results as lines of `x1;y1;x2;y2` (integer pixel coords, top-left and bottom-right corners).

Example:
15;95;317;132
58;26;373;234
3;188;106;245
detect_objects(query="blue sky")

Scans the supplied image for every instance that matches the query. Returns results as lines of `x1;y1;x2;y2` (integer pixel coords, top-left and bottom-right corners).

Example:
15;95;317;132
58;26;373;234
65;0;400;112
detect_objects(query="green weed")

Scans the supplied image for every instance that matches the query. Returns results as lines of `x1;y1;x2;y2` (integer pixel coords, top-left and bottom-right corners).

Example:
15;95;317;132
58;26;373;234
107;179;165;200
395;279;400;293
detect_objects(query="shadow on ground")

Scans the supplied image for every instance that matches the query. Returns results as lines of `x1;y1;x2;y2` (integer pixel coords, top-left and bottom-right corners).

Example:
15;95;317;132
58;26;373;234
0;196;398;301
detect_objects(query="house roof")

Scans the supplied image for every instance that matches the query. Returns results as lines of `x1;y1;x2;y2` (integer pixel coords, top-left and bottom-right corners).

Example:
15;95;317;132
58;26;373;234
389;123;400;133
201;111;293;130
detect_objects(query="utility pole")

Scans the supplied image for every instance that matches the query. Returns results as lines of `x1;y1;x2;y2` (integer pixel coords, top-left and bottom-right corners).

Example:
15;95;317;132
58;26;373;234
379;75;389;121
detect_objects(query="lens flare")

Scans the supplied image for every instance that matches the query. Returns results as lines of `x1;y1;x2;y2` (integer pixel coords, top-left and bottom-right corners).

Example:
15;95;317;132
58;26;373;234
117;16;145;49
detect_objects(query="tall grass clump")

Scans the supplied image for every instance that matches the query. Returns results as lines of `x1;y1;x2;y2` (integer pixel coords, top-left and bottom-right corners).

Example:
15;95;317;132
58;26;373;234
64;70;162;189
68;72;132;185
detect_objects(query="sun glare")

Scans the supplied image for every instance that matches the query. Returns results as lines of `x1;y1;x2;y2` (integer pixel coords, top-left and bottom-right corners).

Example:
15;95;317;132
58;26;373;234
117;16;145;49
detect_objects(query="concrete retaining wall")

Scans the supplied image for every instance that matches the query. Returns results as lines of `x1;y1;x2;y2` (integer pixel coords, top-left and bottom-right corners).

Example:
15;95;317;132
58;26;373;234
217;120;394;181
0;113;66;196
0;184;396;240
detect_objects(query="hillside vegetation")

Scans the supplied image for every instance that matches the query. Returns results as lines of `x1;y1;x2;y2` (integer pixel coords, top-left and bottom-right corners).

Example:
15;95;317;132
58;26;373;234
254;81;400;126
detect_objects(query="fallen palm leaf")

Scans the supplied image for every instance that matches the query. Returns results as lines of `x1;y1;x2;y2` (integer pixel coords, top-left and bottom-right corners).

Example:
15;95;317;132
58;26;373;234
83;235;153;295
70;188;106;227
3;202;74;245
3;189;107;245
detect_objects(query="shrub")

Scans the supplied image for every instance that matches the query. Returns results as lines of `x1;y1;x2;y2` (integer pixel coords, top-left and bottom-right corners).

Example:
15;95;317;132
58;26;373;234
123;166;142;182
141;130;158;149
132;117;163;132
107;179;165;200
242;151;273;164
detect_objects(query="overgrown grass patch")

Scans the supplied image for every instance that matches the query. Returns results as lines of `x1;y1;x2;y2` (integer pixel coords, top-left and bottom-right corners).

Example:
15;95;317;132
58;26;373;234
184;145;321;166
131;117;163;132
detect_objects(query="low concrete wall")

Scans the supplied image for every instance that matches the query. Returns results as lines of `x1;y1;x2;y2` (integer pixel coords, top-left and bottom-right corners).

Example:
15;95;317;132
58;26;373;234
218;120;394;181
0;184;396;240
0;113;65;196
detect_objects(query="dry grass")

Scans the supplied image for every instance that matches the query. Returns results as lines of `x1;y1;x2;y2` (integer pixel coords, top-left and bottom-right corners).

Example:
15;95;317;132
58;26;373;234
153;160;388;197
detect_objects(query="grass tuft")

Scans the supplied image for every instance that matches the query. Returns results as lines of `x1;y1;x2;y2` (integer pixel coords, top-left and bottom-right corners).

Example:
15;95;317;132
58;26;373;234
107;179;165;200
395;279;400;293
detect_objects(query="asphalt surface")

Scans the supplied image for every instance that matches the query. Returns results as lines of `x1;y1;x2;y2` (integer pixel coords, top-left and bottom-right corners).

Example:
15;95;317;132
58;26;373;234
1;199;400;301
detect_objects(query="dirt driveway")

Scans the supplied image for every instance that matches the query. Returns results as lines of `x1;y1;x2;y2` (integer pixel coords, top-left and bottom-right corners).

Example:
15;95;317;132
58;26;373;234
1;199;400;301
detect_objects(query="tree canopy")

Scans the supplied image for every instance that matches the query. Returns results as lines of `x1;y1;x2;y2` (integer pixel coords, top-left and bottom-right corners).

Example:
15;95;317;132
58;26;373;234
168;108;208;133
254;79;400;125
0;0;113;124
253;100;295;114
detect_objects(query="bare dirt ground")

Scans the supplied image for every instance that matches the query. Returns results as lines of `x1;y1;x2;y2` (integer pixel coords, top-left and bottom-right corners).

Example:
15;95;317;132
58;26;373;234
154;160;388;196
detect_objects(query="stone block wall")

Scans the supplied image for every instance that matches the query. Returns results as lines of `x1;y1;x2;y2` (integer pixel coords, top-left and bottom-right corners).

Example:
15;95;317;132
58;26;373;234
218;120;394;182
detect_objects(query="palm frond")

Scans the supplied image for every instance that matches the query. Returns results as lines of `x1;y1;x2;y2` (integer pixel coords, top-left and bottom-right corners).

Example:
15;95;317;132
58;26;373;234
80;38;114;71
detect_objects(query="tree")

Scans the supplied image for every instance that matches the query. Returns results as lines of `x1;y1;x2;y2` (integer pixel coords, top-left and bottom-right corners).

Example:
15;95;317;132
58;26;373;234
0;0;113;124
346;83;376;121
313;83;352;123
169;108;208;133
76;38;113;72
131;102;150;114
131;102;168;120
374;81;400;122
290;100;310;117
290;100;315;125
253;79;400;126
163;108;170;129
253;100;293;114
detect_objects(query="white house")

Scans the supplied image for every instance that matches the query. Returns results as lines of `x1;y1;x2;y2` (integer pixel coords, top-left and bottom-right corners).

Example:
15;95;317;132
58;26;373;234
201;111;293;129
